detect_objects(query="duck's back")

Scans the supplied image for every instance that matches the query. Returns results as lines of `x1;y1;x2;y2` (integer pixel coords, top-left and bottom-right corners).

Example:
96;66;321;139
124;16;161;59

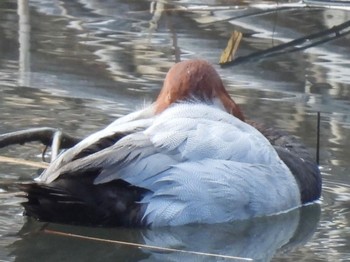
118;103;301;226
23;102;302;227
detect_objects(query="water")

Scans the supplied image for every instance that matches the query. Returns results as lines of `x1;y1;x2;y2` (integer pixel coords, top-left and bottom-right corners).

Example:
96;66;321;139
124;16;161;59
0;0;350;261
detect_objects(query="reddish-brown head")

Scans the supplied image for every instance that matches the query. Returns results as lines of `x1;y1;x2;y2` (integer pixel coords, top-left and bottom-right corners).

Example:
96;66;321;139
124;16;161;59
155;60;245;121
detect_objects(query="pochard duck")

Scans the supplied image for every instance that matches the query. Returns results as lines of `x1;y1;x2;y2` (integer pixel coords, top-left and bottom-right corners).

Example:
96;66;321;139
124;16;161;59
21;60;321;227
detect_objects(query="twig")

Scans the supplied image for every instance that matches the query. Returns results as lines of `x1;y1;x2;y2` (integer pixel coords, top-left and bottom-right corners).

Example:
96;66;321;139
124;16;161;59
316;112;320;165
220;19;350;67
0;155;49;169
51;130;62;162
43;229;253;261
42;145;49;162
210;6;300;25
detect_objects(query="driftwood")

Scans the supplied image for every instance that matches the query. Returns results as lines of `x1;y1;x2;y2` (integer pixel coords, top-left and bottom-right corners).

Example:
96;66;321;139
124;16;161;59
220;19;350;67
0;127;81;165
0;127;80;149
220;31;243;64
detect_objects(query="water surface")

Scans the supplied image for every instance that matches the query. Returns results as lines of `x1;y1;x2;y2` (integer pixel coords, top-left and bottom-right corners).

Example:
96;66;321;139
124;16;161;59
0;0;350;261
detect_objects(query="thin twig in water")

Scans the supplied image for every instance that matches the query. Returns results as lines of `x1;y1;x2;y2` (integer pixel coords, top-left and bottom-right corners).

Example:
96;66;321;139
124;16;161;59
0;156;49;169
316;112;321;165
43;229;253;261
42;145;49;162
209;6;301;25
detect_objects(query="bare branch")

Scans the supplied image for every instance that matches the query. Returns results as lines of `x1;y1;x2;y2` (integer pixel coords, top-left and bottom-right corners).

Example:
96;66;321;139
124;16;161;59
220;20;350;68
0;127;81;149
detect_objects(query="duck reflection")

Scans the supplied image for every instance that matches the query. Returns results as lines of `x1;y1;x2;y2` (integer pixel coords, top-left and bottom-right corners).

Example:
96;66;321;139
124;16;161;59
10;204;320;262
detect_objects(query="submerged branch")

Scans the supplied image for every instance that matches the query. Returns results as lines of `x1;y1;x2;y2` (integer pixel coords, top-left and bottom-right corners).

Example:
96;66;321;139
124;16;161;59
0;127;81;164
220;19;350;67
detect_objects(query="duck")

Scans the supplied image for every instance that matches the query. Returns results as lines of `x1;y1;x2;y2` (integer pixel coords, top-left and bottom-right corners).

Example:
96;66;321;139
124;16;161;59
20;59;322;227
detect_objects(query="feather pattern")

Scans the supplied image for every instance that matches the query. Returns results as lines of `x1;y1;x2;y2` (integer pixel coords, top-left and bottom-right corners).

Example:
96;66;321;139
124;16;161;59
140;160;299;226
38;106;155;183
36;102;300;227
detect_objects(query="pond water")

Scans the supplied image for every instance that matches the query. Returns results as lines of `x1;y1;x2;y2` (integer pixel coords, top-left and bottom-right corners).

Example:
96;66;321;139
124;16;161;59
0;0;350;261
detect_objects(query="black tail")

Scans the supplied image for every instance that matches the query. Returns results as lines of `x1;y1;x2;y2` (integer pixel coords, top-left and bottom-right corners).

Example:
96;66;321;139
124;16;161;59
19;173;149;227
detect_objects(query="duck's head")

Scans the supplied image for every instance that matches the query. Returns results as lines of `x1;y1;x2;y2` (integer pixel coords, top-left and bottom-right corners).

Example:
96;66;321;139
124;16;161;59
155;60;245;121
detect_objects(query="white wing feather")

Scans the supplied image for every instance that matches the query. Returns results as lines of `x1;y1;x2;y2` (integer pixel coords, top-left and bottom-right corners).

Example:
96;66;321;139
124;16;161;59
38;102;300;226
140;160;299;226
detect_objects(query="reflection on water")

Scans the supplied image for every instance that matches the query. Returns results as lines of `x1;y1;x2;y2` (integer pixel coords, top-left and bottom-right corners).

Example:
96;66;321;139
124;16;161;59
0;0;350;261
9;205;320;262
